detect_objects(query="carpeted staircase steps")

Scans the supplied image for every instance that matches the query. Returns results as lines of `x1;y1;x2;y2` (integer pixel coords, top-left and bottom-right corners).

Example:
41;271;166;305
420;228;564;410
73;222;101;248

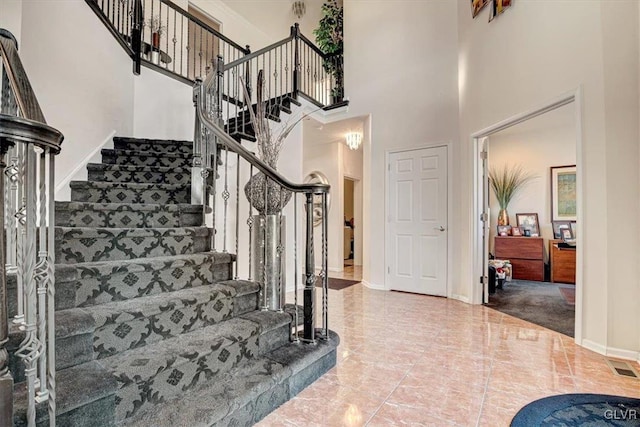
8;135;337;427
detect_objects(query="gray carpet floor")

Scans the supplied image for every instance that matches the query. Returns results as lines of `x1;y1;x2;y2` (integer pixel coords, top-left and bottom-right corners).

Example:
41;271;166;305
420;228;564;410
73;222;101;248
486;280;575;337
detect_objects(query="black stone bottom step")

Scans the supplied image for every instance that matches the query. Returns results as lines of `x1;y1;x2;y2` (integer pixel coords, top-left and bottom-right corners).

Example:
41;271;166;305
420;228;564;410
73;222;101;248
121;330;339;427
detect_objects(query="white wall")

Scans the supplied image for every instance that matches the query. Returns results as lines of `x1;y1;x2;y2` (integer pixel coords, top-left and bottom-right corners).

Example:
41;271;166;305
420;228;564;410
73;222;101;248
343;0;460;288
0;0;23;44
457;0;640;355
303;138;342;271
19;0;135;191
488;105;577;258
133;70;194;140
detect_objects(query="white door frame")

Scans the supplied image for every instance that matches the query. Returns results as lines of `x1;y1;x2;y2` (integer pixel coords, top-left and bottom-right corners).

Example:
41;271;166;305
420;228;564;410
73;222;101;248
470;88;584;343
385;142;453;296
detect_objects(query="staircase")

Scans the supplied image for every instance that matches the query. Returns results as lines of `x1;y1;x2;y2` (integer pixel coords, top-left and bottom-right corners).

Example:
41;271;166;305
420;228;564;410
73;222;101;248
7;136;338;426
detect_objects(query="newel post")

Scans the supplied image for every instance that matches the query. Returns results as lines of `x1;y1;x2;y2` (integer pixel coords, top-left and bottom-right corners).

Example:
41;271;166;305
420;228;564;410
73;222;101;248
303;193;316;342
291;23;300;100
131;0;143;75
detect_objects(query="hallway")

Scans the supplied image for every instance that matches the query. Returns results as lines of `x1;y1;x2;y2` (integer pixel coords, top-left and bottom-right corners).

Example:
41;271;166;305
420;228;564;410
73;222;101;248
260;284;640;426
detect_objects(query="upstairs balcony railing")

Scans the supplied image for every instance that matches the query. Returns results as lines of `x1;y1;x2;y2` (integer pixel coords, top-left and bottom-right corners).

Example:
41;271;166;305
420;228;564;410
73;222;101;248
85;0;345;108
1;29;64;427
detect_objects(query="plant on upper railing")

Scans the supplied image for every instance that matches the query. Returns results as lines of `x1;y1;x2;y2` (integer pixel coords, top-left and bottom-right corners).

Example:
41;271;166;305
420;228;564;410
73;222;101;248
146;15;166;50
313;0;343;103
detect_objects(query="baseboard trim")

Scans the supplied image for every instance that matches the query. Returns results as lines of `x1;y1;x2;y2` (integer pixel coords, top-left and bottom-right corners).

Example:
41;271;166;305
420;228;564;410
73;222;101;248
55;130;116;200
450;293;470;304
582;339;640;362
362;280;385;291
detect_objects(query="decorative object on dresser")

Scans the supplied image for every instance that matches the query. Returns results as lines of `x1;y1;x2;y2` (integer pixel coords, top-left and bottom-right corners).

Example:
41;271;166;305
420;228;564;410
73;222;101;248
550;239;576;284
489;165;536;226
494;236;544;281
497;224;512;236
516;212;540;237
511;226;522;236
551;165;577;221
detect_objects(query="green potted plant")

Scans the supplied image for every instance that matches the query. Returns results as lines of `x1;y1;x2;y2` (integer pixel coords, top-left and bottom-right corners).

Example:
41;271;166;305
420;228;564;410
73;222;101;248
313;0;343;103
489;165;536;225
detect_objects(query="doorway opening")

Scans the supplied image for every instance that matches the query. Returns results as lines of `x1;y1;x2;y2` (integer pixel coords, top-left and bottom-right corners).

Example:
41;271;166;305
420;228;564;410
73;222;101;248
343;177;356;268
472;91;583;340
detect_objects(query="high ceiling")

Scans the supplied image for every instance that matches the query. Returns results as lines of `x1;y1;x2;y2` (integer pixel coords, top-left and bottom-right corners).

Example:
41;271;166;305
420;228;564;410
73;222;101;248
219;0;326;41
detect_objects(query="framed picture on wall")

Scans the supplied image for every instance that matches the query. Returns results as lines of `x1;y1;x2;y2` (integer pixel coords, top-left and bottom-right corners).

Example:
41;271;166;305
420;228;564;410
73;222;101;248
551;165;577;221
552;220;572;239
516;213;540;237
470;0;489;18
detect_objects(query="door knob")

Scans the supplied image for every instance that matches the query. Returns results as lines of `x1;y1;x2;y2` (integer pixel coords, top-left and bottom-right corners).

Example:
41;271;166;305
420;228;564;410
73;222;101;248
435;226;446;232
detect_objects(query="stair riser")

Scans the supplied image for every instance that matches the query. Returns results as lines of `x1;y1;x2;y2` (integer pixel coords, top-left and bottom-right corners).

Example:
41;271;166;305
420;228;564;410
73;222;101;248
7;332;94;384
213;383;289;427
102;152;191;168
56;230;210;264
114;140;192;155
14;396;115;427
71;185;190;204
54;259;232;310
56;204;203;228
88;168;191;185
115;335;260;422
93;292;236;359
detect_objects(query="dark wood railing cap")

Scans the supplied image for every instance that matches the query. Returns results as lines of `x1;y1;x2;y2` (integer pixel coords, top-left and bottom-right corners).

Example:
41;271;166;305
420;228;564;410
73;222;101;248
0;115;64;155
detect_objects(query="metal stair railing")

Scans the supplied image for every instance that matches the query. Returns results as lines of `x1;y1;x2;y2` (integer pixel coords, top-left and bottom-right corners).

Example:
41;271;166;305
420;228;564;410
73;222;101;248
0;29;64;427
193;57;330;344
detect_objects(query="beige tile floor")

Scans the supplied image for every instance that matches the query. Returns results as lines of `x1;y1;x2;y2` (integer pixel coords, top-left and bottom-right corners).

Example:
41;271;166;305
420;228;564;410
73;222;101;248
259;282;640;427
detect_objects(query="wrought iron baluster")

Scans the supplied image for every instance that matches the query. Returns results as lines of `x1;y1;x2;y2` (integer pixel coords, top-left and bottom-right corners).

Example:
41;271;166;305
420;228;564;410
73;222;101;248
292;192;299;342
0;141;14;427
222;147;229;253
277;186;284;312
46;151;56;427
247;164;254;280
17;145;41;427
322;192;328;339
234;152;240;279
35;150;48;401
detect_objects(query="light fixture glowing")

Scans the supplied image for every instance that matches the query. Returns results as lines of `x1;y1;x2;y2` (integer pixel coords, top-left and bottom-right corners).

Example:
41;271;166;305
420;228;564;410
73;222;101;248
345;132;362;150
292;0;306;19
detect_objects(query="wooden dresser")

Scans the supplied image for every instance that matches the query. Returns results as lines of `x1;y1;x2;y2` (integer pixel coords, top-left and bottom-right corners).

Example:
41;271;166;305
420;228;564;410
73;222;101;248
550;239;576;284
494;236;544;281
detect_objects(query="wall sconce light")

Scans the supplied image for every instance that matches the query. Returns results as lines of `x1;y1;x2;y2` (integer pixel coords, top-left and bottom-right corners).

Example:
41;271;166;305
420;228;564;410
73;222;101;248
292;0;306;19
345;132;362;150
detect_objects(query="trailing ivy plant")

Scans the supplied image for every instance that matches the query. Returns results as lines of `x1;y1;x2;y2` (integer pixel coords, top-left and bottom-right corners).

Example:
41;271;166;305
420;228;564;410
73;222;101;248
313;0;344;101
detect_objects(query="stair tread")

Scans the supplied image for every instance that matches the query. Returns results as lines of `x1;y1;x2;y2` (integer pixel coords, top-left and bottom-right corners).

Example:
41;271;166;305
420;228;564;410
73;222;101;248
56;225;210;237
56;201;201;212
72;282;241;329
87;163;191;173
69;181;189;190
121;331;339;427
98;316;261;378
113;137;193;146
102;148;192;159
56;251;234;278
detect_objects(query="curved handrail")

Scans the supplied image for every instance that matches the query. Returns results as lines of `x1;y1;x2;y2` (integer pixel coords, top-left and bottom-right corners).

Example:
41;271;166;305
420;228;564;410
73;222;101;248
0;30;46;124
195;83;328;195
0;115;64;154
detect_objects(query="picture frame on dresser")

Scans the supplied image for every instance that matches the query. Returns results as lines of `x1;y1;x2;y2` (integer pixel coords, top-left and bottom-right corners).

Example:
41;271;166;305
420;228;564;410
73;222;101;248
516;213;540;237
511;226;522;236
552;220;572;239
551;165;577;221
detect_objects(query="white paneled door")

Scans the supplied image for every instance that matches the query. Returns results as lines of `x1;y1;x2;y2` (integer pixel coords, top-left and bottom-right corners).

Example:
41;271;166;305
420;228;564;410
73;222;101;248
387;146;448;296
